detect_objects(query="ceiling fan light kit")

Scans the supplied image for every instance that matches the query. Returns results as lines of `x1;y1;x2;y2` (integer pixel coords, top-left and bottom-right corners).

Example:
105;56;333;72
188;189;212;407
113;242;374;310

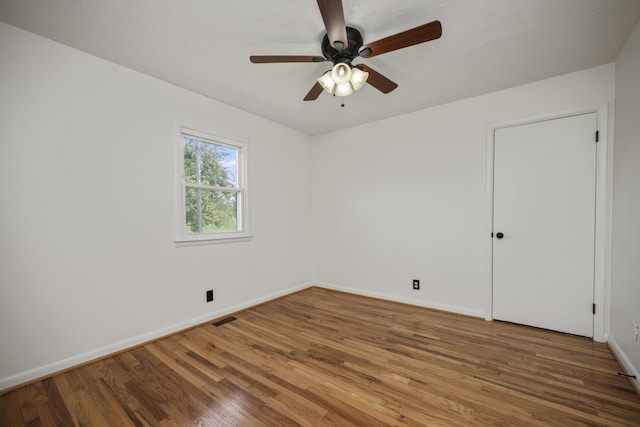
317;63;369;96
249;0;442;102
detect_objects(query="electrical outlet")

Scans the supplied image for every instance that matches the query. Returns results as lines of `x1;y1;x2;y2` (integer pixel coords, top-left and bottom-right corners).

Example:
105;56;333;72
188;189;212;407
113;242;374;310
634;321;638;342
413;279;420;290
206;289;214;302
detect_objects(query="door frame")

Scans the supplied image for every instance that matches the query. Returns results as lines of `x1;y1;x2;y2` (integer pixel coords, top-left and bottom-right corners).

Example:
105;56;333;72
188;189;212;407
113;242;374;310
484;104;611;342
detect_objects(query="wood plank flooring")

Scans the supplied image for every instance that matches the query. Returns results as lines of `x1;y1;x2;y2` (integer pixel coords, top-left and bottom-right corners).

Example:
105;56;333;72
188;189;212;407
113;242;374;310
2;287;639;426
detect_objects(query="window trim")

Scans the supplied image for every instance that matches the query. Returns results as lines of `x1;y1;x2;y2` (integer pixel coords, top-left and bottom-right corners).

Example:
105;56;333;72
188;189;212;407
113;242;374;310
175;126;251;246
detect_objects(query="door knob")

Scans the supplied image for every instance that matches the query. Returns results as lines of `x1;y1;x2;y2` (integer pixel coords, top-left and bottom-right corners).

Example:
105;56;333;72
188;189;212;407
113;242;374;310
496;232;504;239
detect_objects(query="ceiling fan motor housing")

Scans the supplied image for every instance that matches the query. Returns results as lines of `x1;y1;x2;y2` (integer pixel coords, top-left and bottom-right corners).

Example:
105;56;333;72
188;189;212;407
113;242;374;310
322;26;364;65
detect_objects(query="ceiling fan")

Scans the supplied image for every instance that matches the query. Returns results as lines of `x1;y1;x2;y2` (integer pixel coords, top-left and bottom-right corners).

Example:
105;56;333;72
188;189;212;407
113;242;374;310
249;0;442;101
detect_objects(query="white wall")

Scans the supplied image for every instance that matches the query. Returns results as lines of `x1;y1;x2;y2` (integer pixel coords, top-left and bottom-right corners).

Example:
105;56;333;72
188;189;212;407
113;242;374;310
0;22;312;390
311;64;615;317
610;19;640;388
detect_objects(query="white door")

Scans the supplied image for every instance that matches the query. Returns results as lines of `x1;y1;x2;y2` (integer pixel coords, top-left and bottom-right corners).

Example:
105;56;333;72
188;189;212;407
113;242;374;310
492;113;597;337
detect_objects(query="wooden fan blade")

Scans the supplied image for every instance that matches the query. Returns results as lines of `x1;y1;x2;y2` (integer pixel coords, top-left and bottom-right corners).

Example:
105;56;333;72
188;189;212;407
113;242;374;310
360;20;442;58
304;82;324;101
354;64;398;93
317;0;348;49
250;55;325;63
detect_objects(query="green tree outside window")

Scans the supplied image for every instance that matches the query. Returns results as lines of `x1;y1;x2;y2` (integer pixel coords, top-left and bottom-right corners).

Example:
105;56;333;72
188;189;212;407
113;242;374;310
183;137;239;234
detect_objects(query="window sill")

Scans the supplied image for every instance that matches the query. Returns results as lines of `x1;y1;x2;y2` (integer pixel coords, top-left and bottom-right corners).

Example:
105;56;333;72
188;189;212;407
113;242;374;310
174;234;253;247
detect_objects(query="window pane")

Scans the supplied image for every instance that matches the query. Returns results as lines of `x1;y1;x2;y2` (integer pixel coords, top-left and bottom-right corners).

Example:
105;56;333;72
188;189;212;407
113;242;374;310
185;188;238;234
216;145;238;187
183;138;198;184
183;137;238;187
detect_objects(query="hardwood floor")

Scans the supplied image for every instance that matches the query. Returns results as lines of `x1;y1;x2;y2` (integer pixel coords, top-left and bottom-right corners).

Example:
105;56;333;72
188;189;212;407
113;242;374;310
2;287;639;426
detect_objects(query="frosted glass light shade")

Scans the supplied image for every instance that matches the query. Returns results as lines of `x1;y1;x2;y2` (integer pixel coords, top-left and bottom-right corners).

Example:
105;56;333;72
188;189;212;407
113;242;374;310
334;82;353;97
331;63;352;85
317;70;335;94
350;67;369;91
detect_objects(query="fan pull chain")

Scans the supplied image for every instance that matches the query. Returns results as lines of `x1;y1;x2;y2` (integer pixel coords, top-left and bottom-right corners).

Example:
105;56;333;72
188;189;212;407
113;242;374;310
332;93;346;108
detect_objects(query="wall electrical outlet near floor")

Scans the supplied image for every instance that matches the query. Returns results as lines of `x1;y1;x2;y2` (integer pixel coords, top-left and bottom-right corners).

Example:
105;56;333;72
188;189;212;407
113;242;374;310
206;290;214;302
413;280;420;290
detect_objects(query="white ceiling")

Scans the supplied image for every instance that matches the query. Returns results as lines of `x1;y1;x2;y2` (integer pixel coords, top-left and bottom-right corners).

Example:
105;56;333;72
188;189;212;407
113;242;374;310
1;0;639;135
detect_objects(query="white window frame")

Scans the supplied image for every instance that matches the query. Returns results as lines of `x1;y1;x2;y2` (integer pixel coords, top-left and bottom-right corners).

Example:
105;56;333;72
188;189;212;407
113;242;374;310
175;127;251;246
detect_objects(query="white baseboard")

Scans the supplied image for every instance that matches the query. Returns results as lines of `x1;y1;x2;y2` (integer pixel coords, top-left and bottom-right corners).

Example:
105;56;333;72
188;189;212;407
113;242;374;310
607;335;640;391
0;282;313;392
313;281;485;318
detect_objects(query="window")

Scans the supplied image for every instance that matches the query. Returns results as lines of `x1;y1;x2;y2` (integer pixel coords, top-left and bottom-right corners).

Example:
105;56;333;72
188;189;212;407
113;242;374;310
177;129;249;244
